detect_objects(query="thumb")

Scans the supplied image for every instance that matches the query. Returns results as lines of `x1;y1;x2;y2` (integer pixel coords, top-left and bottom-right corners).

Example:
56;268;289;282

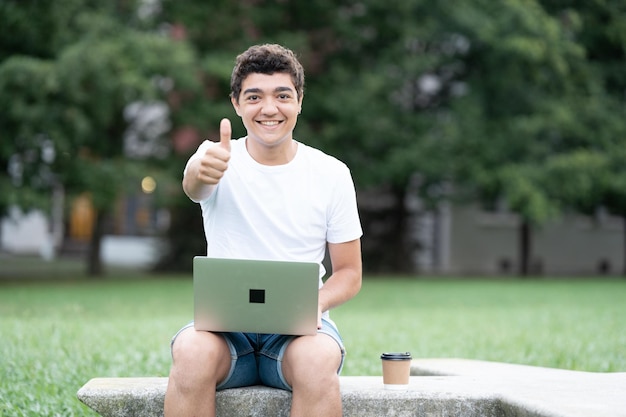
219;118;231;151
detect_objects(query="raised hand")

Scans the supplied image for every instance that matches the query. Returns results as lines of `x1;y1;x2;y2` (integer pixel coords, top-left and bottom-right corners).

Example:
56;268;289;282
197;118;232;185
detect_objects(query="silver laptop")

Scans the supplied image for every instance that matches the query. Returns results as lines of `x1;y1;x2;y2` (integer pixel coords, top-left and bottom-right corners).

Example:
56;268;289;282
193;256;320;336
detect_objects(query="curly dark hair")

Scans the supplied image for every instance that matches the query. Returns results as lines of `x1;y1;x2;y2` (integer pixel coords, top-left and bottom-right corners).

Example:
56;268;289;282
230;44;305;103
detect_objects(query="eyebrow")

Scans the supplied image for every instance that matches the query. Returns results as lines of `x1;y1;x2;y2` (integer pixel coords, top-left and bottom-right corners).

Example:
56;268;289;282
242;86;295;95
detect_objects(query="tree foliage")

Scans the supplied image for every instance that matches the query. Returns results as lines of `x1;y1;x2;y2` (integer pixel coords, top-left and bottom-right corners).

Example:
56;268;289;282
0;1;199;275
2;0;625;274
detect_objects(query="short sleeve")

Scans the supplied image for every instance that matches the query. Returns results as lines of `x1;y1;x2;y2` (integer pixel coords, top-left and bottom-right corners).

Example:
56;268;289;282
326;165;363;244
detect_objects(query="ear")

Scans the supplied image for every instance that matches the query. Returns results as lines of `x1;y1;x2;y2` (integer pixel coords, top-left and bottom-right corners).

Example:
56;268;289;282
231;95;241;116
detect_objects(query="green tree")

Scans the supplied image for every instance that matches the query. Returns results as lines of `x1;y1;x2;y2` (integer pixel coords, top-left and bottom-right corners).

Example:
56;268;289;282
8;0;620;275
303;0;587;273
0;2;199;275
444;1;591;274
539;0;626;275
155;0;626;274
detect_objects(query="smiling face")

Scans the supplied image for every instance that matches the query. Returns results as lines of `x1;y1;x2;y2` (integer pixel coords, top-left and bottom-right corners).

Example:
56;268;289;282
232;72;303;163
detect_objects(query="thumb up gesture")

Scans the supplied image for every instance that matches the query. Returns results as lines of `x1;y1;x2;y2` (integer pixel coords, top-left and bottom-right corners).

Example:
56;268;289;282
198;118;232;185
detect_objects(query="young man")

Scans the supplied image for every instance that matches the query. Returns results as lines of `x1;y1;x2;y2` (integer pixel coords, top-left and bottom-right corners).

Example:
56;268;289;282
164;44;362;417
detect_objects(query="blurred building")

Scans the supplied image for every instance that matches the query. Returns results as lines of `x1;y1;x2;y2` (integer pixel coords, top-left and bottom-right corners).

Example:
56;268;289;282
415;203;623;276
2;190;623;275
1;183;168;269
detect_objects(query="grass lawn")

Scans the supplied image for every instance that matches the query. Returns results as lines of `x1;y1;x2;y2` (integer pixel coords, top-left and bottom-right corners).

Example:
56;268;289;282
1;258;625;416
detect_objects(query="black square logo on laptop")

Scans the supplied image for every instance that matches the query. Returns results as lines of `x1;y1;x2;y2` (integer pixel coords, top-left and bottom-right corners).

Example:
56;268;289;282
249;289;265;304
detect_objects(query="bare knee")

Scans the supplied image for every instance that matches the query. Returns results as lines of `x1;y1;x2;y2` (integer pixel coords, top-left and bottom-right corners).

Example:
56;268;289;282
283;335;343;416
283;334;342;391
170;328;231;391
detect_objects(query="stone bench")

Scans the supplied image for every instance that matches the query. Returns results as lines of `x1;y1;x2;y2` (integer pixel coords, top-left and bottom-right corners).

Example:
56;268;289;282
77;359;626;417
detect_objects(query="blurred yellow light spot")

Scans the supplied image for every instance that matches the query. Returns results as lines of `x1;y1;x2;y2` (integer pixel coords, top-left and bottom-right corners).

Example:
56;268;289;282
142;176;156;194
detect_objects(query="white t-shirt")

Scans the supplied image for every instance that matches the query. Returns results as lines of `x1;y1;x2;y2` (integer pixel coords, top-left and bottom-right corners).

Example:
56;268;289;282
184;137;362;284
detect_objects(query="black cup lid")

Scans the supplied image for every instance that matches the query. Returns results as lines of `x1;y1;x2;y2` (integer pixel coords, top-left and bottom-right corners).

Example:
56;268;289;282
380;352;412;360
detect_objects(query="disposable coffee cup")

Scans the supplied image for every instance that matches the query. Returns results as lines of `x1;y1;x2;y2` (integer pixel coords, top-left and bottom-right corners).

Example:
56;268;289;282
381;352;412;390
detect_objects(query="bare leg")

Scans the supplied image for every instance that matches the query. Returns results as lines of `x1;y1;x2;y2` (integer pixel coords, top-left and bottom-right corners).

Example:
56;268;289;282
164;327;231;417
282;333;343;417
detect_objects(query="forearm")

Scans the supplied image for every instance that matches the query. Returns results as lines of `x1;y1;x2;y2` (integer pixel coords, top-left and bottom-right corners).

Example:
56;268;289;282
319;239;363;313
319;267;362;314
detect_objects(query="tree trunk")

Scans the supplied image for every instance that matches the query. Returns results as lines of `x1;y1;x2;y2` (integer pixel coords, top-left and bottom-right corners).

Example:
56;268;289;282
389;186;414;273
519;219;531;277
86;207;106;277
358;185;416;274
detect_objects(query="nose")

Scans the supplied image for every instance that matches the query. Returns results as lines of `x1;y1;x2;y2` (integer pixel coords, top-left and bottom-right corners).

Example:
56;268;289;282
261;98;278;115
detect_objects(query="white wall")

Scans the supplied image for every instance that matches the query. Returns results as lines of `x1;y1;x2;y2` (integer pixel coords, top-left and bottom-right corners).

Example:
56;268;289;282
1;207;54;257
101;235;165;268
1;207;165;268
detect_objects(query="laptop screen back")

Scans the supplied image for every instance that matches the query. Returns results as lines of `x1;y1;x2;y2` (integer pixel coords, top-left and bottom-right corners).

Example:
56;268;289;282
193;257;319;336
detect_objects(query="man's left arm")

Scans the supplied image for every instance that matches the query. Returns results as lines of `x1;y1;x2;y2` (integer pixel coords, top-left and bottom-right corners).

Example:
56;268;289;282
317;238;362;328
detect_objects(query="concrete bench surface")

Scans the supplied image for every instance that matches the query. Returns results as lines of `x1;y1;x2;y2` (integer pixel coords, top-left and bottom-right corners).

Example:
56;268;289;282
77;358;626;417
412;358;626;417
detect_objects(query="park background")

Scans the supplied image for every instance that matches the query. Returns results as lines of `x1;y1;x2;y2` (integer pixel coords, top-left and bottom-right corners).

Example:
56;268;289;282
1;1;626;416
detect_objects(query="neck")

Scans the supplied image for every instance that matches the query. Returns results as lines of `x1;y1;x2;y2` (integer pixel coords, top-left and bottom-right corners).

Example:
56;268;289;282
246;138;298;165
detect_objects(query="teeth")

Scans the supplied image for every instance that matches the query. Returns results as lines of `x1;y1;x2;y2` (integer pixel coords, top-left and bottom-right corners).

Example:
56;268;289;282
260;121;279;126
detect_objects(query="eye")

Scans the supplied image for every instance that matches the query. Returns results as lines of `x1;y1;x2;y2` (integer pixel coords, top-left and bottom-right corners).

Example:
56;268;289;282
277;93;292;100
246;95;260;101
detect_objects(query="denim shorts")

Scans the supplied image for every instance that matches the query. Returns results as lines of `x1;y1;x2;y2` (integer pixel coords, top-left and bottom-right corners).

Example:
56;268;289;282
170;318;345;392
